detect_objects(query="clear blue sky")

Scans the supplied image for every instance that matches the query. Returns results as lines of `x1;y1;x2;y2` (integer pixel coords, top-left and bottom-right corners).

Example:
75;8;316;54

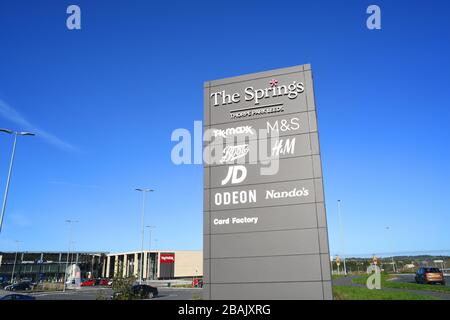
0;0;449;256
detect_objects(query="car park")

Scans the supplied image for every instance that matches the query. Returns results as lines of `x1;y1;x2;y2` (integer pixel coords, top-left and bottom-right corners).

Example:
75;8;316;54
415;267;446;285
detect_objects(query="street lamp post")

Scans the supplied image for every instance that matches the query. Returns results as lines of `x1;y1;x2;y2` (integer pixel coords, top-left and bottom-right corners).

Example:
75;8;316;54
337;200;347;275
70;241;76;265
11;240;22;283
0;129;35;234
63;220;78;292
136;188;154;284
385;226;396;272
146;225;155;280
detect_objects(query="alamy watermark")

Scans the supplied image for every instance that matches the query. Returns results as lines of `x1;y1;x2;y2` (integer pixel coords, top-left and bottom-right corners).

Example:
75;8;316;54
66;5;81;30
171;121;285;176
366;5;381;30
366;264;382;290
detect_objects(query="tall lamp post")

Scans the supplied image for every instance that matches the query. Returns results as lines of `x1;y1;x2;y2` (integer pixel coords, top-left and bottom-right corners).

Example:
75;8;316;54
337;200;347;275
11;240;22;283
136;188;154;284
0;129;35;234
385;226;396;272
146;225;156;280
63;219;78;292
70;241;76;265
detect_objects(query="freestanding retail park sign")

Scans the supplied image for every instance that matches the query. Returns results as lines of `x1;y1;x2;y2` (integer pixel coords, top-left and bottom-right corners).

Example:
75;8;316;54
203;64;332;299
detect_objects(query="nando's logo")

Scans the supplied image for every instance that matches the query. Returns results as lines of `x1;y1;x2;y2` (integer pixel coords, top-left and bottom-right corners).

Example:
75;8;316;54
210;79;305;106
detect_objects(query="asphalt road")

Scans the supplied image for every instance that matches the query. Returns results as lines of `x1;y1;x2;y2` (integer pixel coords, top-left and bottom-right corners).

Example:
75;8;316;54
390;273;450;286
0;287;203;300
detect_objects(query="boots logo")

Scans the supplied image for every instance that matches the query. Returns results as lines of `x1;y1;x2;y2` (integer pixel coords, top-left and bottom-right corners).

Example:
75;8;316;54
220;144;249;163
213;126;254;138
221;165;247;185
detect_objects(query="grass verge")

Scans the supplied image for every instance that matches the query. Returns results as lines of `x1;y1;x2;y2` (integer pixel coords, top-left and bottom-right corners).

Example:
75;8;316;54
333;285;438;300
352;274;450;294
171;284;194;288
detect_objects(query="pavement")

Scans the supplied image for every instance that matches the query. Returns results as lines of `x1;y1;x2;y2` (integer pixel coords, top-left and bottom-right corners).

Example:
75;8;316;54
0;286;203;300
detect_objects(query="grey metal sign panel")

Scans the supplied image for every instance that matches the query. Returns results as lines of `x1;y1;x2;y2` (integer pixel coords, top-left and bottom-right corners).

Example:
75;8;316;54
210;179;322;211
204;64;331;300
204;133;316;167
207;72;308;125
207;203;319;234
209;254;322;283
208;156;316;189
204;111;317;144
209;228;320;258
207;281;326;300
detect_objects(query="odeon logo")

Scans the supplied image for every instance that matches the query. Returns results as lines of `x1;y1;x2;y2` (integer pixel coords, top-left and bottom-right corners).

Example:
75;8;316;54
214;189;256;206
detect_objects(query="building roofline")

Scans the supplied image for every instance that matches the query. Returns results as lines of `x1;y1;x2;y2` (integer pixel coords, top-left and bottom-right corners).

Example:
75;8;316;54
106;250;202;256
0;251;108;255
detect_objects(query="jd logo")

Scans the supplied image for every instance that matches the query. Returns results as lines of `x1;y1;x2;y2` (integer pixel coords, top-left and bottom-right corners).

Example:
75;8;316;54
221;165;247;185
366;264;381;290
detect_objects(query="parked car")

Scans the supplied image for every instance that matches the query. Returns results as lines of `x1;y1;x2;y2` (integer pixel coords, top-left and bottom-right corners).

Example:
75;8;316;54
4;282;33;291
0;294;35;300
98;279;109;286
192;278;203;288
93;278;109;286
112;284;158;299
80;279;96;287
0;281;11;289
415;267;446;285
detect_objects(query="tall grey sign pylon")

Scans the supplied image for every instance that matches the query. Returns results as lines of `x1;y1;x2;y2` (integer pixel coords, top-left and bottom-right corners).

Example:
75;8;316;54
203;64;332;300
